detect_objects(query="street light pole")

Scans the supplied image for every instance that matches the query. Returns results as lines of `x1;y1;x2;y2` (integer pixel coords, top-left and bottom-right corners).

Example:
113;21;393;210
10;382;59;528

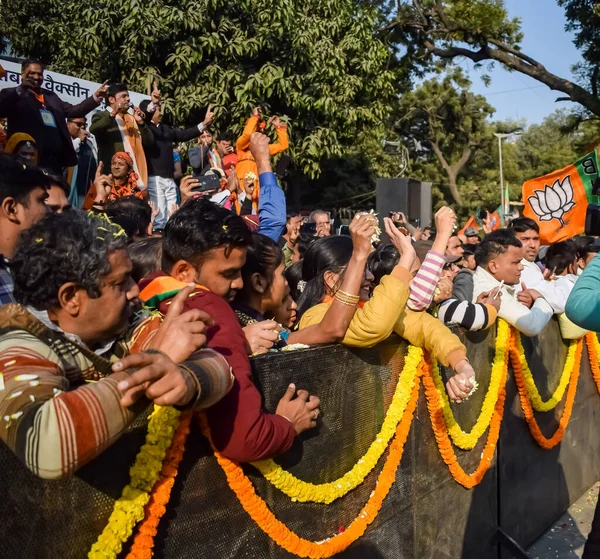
498;135;504;225
494;129;523;226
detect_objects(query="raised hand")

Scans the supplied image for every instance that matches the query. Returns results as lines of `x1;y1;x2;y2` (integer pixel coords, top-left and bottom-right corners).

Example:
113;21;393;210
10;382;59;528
252;107;261;118
169;203;179;217
203;105;215;127
350;213;377;260
249;131;272;174
93;162;113;204
149;200;159;222
270;115;282;128
434;206;457;239
151;80;161;104
149;285;214;363
180;175;202;205
276;383;321;435
226;168;239;194
94;80;109;99
383;217;416;270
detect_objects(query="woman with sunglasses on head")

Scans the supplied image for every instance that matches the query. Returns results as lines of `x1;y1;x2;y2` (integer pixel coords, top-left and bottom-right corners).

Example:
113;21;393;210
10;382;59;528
298;214;477;404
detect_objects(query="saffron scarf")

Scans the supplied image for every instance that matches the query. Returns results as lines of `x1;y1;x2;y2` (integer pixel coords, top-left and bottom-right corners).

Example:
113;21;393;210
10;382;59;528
114;113;148;188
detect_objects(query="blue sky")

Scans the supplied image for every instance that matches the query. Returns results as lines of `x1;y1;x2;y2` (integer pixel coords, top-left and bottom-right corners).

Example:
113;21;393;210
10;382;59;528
465;0;582;125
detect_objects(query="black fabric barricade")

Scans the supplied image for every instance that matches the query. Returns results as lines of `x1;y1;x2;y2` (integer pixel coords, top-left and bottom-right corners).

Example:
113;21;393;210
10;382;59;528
0;320;597;558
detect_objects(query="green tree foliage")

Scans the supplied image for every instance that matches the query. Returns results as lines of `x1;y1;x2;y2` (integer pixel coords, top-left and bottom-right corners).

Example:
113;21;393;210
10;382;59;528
0;0;395;177
395;70;495;206
382;1;600;117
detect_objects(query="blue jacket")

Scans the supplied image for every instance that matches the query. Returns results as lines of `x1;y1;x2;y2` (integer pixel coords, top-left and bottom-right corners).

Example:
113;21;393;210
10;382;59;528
565;254;600;332
257;172;286;242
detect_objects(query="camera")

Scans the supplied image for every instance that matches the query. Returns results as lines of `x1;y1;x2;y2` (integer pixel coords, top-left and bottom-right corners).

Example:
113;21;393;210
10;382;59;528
585;204;600;236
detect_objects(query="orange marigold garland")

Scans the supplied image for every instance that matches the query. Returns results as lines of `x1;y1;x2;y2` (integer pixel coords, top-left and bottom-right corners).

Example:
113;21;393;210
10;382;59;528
510;329;582;450
201;372;421;559
126;413;192;559
422;353;508;489
586;333;600;395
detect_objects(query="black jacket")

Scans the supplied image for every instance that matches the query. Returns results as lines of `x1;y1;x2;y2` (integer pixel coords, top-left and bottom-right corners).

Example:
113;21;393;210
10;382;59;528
144;123;201;178
0;86;100;171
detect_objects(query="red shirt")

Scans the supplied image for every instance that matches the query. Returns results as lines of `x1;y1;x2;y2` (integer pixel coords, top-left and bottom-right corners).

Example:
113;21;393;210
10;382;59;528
139;273;295;462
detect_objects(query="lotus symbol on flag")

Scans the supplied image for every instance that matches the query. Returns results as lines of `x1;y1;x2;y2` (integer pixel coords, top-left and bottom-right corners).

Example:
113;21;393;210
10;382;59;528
527;176;576;226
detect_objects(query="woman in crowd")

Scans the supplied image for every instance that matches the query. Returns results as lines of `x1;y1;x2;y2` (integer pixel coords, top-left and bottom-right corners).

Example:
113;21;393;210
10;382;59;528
5;133;38;164
298;217;476;403
232;213;392;353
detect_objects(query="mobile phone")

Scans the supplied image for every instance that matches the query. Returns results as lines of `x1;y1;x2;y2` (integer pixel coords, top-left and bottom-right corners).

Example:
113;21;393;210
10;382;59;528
190;174;221;193
301;222;317;236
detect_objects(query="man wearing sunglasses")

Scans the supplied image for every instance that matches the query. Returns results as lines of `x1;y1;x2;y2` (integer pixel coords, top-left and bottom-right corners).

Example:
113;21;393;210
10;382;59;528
66;116;98;208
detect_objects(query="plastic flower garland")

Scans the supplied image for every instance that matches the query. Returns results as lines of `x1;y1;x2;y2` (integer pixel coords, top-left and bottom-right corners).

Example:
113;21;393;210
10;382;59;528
88;406;181;559
510;330;582;450
422;348;508;489
202;373;420;559
585;333;600;395
126;412;192;559
251;345;423;504
430;319;510;450
511;330;578;412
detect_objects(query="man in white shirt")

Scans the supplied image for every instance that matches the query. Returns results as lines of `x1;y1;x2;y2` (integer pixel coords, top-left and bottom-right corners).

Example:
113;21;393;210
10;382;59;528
508;217;569;313
473;230;553;336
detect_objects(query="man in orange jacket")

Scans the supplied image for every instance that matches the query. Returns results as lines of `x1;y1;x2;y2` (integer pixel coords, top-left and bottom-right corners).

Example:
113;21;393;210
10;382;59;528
235;108;289;214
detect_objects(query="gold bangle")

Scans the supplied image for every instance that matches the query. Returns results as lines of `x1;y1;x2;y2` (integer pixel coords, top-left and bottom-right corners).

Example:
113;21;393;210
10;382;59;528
334;293;360;305
335;289;360;304
334;293;358;306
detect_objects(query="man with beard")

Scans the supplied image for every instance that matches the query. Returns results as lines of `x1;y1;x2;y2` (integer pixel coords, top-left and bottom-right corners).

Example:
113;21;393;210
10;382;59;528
0;59;107;173
139;197;321;463
0;211;234;479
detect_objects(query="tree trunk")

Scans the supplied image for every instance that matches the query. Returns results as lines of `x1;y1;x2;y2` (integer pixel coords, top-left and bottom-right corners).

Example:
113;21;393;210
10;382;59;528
429;141;470;205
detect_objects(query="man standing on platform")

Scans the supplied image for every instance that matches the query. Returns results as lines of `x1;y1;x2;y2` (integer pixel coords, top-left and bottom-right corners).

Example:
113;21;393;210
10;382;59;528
90;83;152;189
140;87;214;229
66;116;97;208
0;59;107;173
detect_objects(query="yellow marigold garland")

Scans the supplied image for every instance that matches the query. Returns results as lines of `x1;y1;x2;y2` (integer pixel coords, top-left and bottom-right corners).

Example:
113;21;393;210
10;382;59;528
251;345;423;504
202;372;420;559
126;412;192;559
430;319;511;450
510;329;582;450
511;330;579;412
88;406;181;559
423;343;508;488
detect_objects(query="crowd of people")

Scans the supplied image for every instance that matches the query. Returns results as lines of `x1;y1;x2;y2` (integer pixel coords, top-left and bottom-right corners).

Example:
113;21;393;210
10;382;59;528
1;57;600;551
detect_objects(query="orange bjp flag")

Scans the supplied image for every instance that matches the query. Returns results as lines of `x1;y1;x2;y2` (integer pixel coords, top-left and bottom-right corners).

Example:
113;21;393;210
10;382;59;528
522;148;600;244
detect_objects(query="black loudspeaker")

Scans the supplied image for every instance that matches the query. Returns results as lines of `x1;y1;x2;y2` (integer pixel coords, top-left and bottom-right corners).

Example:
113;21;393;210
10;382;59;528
376;178;432;233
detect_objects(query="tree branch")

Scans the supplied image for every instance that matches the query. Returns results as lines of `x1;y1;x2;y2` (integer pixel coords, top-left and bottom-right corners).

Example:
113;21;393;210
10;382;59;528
423;39;600;117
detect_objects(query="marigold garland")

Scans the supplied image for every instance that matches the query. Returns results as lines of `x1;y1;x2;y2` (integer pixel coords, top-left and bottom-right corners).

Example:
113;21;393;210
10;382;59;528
422;349;508;489
252;345;423;504
126;412;192;559
88;406;181;559
202;372;420;559
510;329;582;450
430;319;511;450
586;333;600;395
512;330;578;412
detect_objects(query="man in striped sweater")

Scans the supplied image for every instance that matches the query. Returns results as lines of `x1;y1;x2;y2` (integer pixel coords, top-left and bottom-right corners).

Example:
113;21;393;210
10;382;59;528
0;211;233;479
